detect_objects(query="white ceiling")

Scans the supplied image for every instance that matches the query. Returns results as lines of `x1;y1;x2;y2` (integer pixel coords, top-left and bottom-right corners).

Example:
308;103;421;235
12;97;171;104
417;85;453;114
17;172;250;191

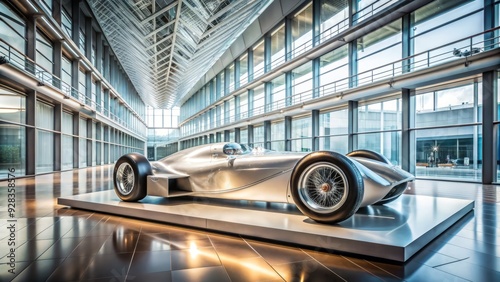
87;0;273;108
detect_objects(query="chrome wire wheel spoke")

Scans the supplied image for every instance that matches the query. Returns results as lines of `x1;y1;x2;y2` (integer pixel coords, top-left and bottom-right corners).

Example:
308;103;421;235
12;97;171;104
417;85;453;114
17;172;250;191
298;162;349;214
116;163;135;195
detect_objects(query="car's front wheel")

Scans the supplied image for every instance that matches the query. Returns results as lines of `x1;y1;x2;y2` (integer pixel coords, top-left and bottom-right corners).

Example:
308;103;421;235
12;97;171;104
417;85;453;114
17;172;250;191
291;152;364;223
113;153;151;201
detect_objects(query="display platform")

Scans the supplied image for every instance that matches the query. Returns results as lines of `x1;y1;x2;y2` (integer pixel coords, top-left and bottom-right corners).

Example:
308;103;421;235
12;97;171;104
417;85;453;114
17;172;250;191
58;191;474;262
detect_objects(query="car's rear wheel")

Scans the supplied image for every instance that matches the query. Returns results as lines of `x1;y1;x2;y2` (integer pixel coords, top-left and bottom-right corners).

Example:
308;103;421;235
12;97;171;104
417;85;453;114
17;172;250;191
346;149;391;165
113;153;151;201
291;152;364;223
347;150;405;205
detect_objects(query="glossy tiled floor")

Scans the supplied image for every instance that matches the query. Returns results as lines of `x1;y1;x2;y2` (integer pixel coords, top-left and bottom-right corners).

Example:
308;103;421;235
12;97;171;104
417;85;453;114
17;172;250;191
0;165;499;281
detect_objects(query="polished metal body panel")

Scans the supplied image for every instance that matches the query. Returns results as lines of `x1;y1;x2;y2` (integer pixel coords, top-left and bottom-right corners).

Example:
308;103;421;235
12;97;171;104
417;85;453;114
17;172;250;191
148;142;414;206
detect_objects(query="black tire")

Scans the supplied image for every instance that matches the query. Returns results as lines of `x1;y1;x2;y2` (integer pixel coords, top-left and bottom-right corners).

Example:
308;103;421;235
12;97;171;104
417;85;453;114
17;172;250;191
290;151;364;224
113;153;152;202
346;149;392;165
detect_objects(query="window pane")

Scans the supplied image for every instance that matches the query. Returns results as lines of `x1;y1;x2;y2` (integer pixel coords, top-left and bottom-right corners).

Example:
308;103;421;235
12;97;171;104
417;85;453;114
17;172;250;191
319;45;349;96
358;131;401;165
271;24;285;69
357;19;402;85
291;62;312;104
270;74;286;111
239;54;248;86
0;123;26;178
320;108;348;135
319;135;348;154
292;3;313;58
36;129;54;173
415;126;481;181
320;0;349;43
415;83;477;127
252;84;265;116
0;88;25;124
253;40;265;79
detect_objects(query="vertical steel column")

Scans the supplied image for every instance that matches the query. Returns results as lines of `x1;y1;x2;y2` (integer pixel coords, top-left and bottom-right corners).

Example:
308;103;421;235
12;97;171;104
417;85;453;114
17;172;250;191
85;16;92;60
235;128;241;143
103;45;110;79
209;133;215;143
285;116;292;151
265;82;272;112
26;90;36;175
348;41;357;88
348;100;358;152
53;40;62;89
402;14;413;73
482;70;498;184
87;120;92;166
54;104;62;171
312;58;320;98
401;88;415;174
247;124;254;148
264;35;271;73
53;0;62;24
72;1;81;44
235;59;241;89
216;73;221;100
248;48;254;82
285;17;292;61
224;130;230;142
235;95;240;121
484;0;495;51
96;32;103;72
248;89;254;117
285;71;292;107
264;120;271;149
73;113;80;168
312;110;319;151
312;0;321;47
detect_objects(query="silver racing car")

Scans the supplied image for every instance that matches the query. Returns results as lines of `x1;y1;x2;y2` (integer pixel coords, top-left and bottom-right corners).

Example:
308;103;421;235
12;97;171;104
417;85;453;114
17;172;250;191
113;142;414;223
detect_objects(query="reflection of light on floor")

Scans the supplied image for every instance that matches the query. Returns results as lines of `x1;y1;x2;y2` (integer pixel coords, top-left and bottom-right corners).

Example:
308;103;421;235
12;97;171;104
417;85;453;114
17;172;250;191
189;242;199;257
219;253;278;277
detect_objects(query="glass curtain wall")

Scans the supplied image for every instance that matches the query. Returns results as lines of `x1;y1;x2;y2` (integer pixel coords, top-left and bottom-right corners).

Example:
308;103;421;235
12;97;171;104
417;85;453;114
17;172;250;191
253;85;265;116
253;125;264;147
413;80;481;181
0;87;26;178
291;115;312;152
270;24;285;69
357;97;402;165
36;31;54;85
411;0;485;71
253;40;265;79
79;117;87;167
356;19;402;85
291;3;313;58
320;0;349;43
61;111;73;170
0;2;26;71
319;45;349;96
319;108;349;154
36;101;54;173
291;62;313;103
239;54;248;86
271;121;285;151
269;75;286;111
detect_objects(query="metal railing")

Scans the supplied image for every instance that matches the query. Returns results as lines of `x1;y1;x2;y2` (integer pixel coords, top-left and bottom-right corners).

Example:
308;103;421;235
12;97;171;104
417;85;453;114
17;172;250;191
181;0;399;121
0;38;146;137
181;27;500;137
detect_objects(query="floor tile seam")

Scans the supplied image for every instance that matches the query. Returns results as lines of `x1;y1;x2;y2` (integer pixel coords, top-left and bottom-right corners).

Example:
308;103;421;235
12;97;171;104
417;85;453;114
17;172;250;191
341;255;385;281
427;262;475;282
431;256;470;268
363;259;404;280
125;226;145;281
440;238;500;258
206;233;233;282
239;237;290;282
301;250;348;282
452;231;500;244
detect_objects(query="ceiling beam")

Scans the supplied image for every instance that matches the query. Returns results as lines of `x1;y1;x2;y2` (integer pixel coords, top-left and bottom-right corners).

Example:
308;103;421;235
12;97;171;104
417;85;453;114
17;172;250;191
140;1;178;25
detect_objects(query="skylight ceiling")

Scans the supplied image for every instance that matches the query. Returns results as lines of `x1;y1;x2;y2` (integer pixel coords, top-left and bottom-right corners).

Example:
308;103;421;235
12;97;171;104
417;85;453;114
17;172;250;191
87;0;273;109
